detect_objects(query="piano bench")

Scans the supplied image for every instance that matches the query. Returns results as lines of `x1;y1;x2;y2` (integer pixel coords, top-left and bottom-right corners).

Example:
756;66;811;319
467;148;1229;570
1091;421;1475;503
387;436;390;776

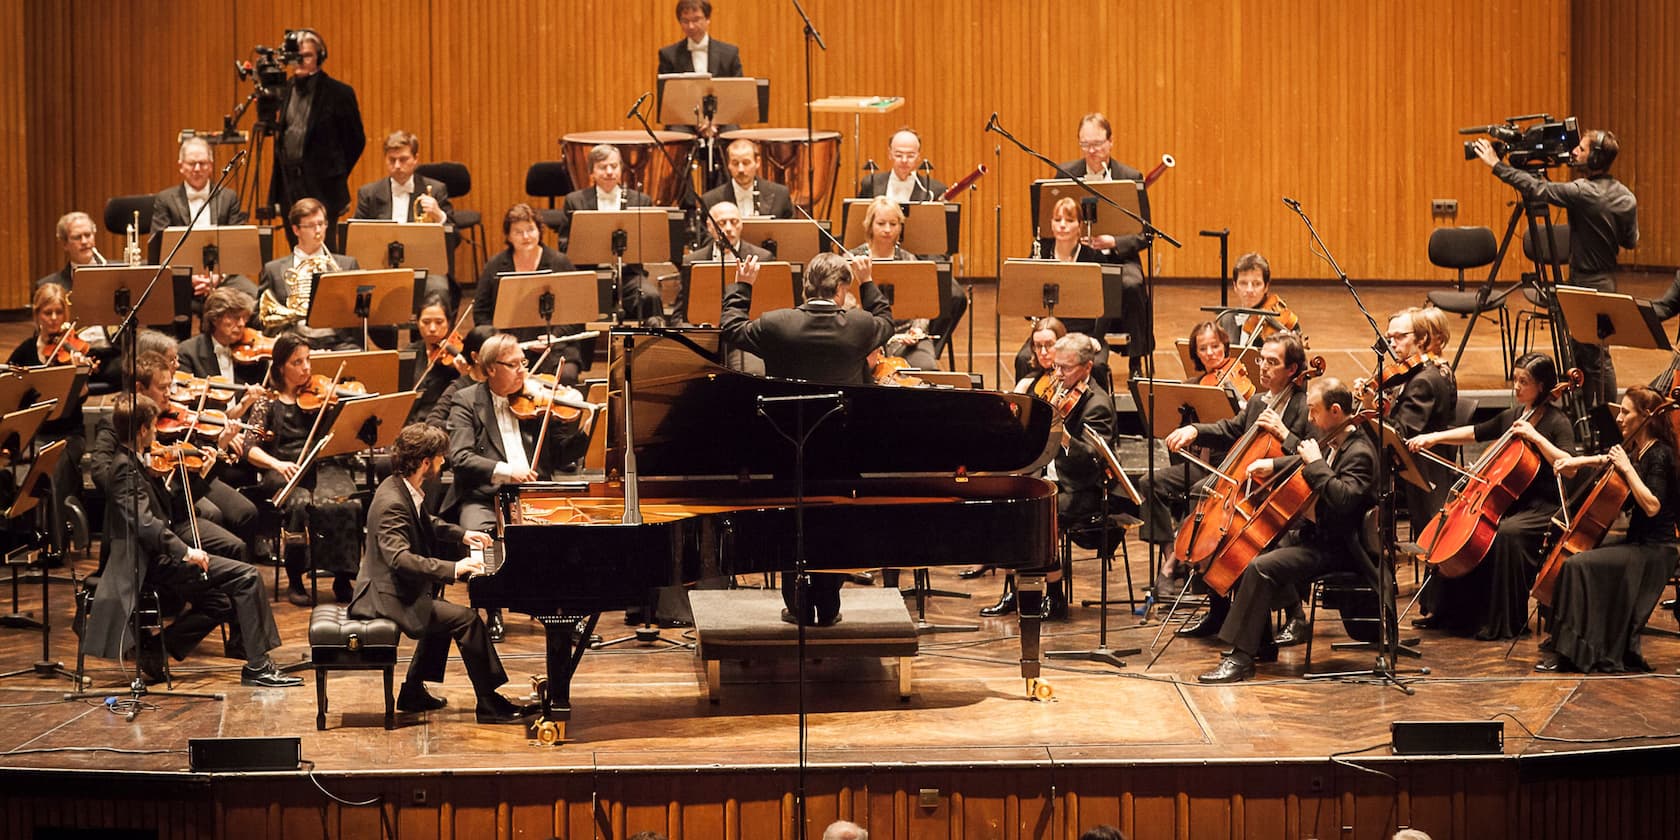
307;605;401;731
689;589;919;702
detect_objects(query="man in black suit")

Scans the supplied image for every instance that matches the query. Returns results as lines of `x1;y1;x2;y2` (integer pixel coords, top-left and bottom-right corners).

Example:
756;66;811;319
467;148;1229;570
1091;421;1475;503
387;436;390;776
557;145;659;320
1197;378;1378;684
721;252;894;626
150;137;254;297
347;423;536;724
857;129;947;203
679;201;771;342
82;395;300;688
177;286;265;385
352;130;458;301
657;0;744;78
1052;112;1151;371
35;211;102;289
257;198;362;349
701;140;794;219
269;28;365;252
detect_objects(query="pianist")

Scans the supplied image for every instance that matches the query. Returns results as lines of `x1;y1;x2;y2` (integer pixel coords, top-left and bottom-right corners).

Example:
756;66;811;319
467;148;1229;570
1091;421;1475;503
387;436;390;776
720;252;895;626
347;424;538;725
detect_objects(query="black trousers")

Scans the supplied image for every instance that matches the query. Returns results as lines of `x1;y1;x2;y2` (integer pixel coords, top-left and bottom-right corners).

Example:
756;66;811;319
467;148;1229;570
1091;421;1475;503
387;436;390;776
151;553;280;668
1218;541;1346;657
402;599;508;697
781;572;843;624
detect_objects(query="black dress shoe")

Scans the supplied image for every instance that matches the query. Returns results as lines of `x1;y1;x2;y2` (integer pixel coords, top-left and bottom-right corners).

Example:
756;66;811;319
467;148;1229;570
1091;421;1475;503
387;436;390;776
1175;611;1222;638
397;684;448;713
1197;653;1256;684
475;693;537;725
1273;617;1309;647
1410;614;1440;630
241;662;304;688
958;565;994;580
138;648;167;686
979;590;1017;617
332;576;353;604
487;610;505;643
1254;642;1279;664
286;586;314;608
1042;591;1069;621
815;612;843;627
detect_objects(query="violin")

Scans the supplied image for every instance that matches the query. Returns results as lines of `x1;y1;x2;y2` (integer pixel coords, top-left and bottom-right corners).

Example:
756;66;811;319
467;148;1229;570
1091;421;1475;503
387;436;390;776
1417;368;1583;579
295;373;369;412
231;328;275;364
171;371;236;405
1241;292;1300;340
871;355;924;388
1199;356;1256;402
1174;355;1327;592
43;323;96;369
1051;379;1089;421
427;335;465;370
148;440;214;479
508;375;591;423
1532;388;1680;606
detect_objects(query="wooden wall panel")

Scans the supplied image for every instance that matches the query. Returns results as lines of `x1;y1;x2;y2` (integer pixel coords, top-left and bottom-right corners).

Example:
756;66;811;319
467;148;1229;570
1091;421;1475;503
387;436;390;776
10;0;1601;314
1573;0;1680;270
1;0;30;304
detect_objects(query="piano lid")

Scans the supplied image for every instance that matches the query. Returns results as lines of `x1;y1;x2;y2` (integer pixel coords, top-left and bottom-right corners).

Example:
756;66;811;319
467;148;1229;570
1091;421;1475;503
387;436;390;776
605;330;1057;481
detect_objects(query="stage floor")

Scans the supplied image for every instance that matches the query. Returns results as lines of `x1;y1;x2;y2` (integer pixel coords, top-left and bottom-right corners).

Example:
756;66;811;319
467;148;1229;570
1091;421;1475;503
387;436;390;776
1;548;1676;776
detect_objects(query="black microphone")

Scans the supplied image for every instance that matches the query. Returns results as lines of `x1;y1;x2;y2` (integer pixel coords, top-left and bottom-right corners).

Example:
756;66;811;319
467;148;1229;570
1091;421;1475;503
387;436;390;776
1282;197;1302;211
221;148;249;176
984;113;999;133
625;91;650;120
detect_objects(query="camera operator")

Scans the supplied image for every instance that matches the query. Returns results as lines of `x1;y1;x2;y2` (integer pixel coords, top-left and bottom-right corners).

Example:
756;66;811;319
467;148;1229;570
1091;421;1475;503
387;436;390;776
1472;130;1638;407
268;28;365;253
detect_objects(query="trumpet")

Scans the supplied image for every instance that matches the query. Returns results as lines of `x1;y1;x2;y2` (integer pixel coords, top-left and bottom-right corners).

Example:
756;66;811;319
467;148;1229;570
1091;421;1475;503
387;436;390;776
123;210;142;266
412;184;434;222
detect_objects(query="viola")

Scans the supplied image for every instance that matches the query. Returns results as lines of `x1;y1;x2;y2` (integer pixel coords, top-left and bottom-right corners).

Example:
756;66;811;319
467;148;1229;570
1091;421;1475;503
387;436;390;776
148;440;213;478
231;328;275;364
1532;389;1680;606
1417;369;1583;578
295;373;368;412
1241;292;1301;340
1174;355;1327;581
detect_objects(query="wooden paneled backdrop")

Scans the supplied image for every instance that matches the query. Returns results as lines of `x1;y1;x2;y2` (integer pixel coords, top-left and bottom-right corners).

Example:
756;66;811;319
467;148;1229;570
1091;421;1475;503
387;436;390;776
3;0;1673;312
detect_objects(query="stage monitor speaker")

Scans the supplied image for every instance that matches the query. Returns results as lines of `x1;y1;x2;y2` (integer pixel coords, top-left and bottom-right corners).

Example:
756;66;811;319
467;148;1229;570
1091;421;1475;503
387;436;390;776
188;736;302;772
1390;720;1504;755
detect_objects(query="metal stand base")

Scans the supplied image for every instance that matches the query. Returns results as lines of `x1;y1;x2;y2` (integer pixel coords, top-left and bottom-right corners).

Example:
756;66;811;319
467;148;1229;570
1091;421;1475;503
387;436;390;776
1303;657;1429;695
592;625;693;650
0;659;85;688
1046;644;1140;669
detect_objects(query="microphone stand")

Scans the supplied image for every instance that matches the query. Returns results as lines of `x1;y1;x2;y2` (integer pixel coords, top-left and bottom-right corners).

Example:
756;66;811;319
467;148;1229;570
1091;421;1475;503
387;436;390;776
1285;199;1424;694
790;0;826;218
628;95;705;248
65;152;242;715
757;391;845;840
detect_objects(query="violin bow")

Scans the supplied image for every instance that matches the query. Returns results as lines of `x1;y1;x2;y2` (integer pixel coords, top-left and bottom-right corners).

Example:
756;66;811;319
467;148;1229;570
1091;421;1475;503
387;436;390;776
45;321;78;365
416;306;475;386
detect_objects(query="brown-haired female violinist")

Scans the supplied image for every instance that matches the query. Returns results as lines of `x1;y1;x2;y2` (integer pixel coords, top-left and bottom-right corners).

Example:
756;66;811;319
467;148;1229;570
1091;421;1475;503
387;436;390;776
1516;385;1679;672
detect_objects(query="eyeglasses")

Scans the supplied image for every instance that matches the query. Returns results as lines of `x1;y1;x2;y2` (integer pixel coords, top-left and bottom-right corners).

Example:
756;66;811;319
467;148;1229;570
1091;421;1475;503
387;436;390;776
182;161;212;170
1031;342;1057;351
493;359;528;372
1384;332;1411;341
1052;362;1087;373
1078;139;1111;151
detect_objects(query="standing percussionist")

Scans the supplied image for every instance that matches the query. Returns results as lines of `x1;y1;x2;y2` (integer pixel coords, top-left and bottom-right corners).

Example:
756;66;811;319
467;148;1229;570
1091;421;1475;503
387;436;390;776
721;253;893;625
1197;378;1377;683
1472;128;1637;407
269;27;364;252
347;424;538;724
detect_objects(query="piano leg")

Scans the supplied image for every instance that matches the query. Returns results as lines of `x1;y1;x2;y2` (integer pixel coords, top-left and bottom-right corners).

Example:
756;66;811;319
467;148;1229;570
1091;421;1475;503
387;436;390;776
535;614;599;738
1016;573;1045;690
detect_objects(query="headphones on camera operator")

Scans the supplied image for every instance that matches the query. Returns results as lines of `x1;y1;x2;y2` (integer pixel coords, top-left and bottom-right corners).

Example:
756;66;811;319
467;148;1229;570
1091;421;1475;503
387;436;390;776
1584;129;1616;173
285;28;327;64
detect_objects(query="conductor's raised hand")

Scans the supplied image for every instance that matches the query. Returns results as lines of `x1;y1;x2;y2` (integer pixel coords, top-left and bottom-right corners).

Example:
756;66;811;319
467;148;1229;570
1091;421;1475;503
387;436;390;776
735;254;760;285
847;253;873;286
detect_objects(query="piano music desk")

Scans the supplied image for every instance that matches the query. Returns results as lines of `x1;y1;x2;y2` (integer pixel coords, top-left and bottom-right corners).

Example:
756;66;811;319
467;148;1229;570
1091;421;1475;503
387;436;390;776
689;589;919;701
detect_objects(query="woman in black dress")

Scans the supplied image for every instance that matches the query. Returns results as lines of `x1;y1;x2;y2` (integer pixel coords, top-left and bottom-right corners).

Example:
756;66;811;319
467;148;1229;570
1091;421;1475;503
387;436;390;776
1406;352;1575;640
1516;385;1678;672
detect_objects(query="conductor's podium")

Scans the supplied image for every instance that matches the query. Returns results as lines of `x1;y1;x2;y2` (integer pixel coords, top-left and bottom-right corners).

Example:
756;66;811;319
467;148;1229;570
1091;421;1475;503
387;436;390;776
688;588;919;701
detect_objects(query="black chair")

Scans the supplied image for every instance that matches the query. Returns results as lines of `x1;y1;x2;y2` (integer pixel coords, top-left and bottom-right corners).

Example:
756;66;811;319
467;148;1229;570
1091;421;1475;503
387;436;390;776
1425;226;1512;378
1302;509;1421;671
524;161;575;241
103;195;155;263
74;575;171;688
1516;223;1571;355
415;162;485;280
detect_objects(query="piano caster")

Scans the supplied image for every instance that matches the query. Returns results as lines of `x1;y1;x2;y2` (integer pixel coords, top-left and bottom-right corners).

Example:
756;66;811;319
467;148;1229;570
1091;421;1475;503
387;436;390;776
1026;678;1054;702
532;717;566;746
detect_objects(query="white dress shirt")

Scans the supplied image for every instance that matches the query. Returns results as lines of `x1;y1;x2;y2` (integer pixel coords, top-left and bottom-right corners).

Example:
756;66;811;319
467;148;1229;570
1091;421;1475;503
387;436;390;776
213;341;235;380
595;187;623;212
490;393;531;481
687;36;710;75
390;177;415;222
732;181;757;217
185;185;211;229
885;173;916;204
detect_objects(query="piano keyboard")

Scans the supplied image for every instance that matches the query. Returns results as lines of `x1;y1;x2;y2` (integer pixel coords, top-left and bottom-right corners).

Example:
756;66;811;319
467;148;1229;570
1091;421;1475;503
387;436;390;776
470;539;505;576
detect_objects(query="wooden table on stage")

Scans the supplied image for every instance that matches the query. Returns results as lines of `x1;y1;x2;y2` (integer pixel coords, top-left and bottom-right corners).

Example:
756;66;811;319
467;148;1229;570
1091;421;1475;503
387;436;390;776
808;95;905;198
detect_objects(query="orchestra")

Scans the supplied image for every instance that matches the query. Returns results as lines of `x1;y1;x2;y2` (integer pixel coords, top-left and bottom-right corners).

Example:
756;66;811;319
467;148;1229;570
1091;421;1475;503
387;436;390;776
11;13;1671;717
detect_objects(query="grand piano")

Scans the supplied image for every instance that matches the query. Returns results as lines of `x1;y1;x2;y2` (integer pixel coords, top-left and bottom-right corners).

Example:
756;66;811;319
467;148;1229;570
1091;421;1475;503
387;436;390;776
469;329;1059;738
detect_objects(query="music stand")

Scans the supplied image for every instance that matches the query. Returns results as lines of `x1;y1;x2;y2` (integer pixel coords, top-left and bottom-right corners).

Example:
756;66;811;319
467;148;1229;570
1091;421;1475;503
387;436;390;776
308;268;418;349
1030;179;1145;239
997;259;1109;323
657;75;765;126
568;208;676;323
1364;418;1434;494
317;392;418;495
0;367;80;420
1047;426;1144;668
0;436;84;687
159;225;263;278
868;261;942;321
740;219;825;264
839;199;958;255
1554;286;1672;350
343;221;450;277
686;261;795;325
1128;380;1238;440
70;264;191;329
310;349;402;397
493;270;601;343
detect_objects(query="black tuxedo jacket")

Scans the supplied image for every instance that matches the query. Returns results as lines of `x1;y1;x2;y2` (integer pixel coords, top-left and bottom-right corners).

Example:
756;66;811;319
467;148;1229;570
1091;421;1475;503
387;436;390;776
150;184;247;231
268;71;367;215
701;178;794;219
1056;380;1117;496
445;382;587;509
177;332;263;384
857;172;948;203
353;174;454;223
83;450;190;659
657;38;743;77
347;474;466;637
557;188;656;251
720;280;895;384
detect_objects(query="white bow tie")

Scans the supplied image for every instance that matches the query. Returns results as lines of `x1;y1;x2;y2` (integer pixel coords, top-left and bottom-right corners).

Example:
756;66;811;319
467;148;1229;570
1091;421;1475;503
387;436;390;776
186;189;210;203
392;180;414;198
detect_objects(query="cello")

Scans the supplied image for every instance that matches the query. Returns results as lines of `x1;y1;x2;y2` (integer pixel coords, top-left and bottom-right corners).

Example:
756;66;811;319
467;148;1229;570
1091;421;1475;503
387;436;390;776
1416;369;1582;578
1531;388;1680;606
1172;355;1325;571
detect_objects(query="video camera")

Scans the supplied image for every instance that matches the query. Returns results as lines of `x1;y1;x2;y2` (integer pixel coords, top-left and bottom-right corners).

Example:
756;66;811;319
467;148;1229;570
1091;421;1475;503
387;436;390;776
1460;114;1580;170
235;32;312;125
